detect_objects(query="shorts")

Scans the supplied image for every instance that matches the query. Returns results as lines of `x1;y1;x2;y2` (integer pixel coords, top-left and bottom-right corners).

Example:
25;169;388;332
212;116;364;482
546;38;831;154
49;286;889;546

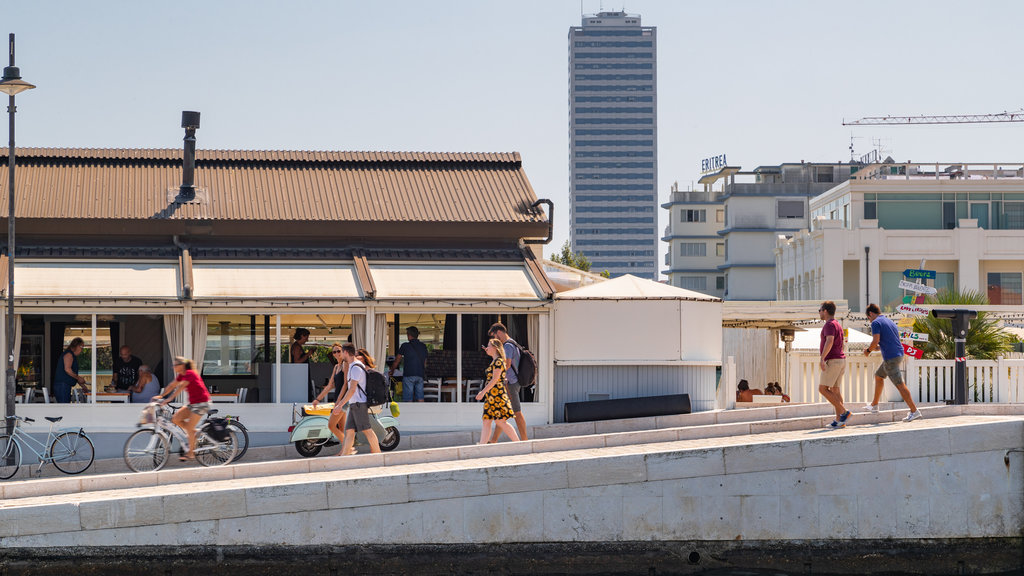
819;358;846;389
402;376;424;402
344;402;372;432
505;380;522;412
875;357;905;385
186;402;210;416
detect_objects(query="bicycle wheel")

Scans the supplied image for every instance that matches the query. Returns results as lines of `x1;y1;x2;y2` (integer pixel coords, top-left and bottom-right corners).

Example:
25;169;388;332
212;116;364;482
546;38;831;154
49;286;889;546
50;431;95;475
227;420;249;462
0;435;21;480
194;427;237;467
124;429;170;473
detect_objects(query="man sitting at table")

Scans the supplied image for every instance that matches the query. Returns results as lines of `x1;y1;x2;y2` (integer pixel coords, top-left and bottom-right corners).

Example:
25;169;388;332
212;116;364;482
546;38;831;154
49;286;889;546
131;365;160;404
112;346;143;392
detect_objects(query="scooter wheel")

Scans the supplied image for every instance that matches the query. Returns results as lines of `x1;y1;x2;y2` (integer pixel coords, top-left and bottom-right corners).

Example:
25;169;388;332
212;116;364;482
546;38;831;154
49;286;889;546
378;426;400;452
295;440;323;458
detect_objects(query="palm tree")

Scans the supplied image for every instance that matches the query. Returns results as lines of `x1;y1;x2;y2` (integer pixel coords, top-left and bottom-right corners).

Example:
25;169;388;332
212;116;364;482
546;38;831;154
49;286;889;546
911;288;1014;359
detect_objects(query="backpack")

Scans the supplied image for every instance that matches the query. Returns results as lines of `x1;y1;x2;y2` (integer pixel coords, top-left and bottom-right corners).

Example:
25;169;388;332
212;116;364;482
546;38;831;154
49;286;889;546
507;339;537;389
353;364;390;407
205;417;231;442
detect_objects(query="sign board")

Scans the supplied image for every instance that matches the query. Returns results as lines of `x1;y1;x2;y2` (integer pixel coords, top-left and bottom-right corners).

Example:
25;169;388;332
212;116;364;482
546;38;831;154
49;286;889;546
700;154;728;174
897;317;916;328
904;269;936;280
899;330;929;342
897;304;929;316
898;279;937;295
902;294;925;305
902;343;924;359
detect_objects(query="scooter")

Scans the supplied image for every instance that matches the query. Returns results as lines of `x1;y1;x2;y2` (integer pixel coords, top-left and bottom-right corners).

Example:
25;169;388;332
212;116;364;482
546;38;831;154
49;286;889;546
289;402;400;457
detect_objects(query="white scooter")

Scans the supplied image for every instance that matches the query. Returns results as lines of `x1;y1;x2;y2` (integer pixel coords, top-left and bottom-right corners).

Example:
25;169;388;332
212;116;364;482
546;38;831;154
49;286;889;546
288;402;400;457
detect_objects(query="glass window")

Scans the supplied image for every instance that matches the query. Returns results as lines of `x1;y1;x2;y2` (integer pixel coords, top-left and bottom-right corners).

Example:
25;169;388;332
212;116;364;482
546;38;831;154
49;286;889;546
681;209;706;222
880;271;904;311
935;272;955;295
988;273;1023;305
678;277;707;291
716;243;725;257
716;276;725;290
679;242;706;257
864;201;877;220
203;314;353;376
716;209;724;223
777;200;804;219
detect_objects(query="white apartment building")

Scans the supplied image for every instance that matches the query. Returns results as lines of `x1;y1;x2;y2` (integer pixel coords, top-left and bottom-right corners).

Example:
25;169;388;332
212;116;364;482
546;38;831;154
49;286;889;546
661;183;725;296
776;162;1024;312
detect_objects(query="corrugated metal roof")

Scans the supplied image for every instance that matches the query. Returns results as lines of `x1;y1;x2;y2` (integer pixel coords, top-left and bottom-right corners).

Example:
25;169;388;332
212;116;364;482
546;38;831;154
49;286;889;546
0;148;544;224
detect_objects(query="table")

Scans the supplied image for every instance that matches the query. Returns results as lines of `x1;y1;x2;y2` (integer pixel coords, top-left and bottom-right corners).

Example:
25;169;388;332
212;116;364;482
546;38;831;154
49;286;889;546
95;392;130;403
209;393;238;403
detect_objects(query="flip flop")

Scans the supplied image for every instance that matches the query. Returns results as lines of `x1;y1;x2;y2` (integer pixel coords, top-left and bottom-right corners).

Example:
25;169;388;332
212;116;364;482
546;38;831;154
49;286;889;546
179;455;195;462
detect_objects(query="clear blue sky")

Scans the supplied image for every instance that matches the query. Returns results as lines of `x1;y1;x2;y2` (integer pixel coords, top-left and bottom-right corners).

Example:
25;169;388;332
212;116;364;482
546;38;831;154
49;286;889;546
7;1;1024;269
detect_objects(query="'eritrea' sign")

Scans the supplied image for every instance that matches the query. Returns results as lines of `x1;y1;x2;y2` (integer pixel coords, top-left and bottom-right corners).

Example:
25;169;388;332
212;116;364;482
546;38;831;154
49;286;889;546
904;269;936;280
701;154;728;174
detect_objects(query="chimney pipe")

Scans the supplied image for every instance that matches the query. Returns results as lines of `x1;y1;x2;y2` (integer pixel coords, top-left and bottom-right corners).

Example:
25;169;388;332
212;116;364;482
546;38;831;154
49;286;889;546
180;111;201;200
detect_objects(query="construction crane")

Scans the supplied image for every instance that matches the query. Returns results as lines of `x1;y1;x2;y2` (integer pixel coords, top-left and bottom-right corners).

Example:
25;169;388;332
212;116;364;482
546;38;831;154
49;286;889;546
843;110;1024;126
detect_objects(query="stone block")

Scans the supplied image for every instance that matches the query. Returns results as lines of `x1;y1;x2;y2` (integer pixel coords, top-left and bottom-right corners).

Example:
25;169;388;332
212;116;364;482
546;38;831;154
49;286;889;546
409;468;490;501
645;448;724;481
895;492;931;538
327;474;409;509
215;515;259;546
257;511;313;545
661;490;702;540
657;411;715;429
458;441;533;460
175;519;218;545
464;494;506;542
857;493;898;539
309;505;383;544
0;502;81;537
158;465;235;486
927;455;967;495
889;456;931;496
381;500;425;544
531;421;595;439
738;495;781;539
777;403;833;419
801;434;880;467
488;461;568;495
384;447;460;467
421;498;466;543
778;495;819;539
543;491;622;542
568;454;646;488
715;407;775;424
927;492;968;537
245;481;326;516
408;431;474;449
697;495;741;540
231;459;307;480
80;495;164;530
817;494;858;538
878;427;950;460
530;435;607;454
595;416;657;434
724;441;802;475
1;477;80;500
164;487;248;523
80;473;158;494
774;417;819;432
950;420;1023;454
621;495;664;540
503;491;546;542
917;405;962;419
308;453;385;473
604;428;679;447
748;421;781;435
775;468;817;497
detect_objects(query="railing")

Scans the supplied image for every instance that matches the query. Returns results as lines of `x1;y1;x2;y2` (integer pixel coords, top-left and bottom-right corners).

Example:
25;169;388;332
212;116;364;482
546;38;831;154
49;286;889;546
786;352;1024;404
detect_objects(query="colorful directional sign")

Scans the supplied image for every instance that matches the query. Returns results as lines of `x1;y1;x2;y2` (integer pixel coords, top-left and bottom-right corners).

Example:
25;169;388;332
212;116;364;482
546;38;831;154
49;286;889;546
902;294;926;305
897;317;916;328
902;343;924;359
904;269;936;280
897;304;929;316
899;330;929;342
898;279;937;295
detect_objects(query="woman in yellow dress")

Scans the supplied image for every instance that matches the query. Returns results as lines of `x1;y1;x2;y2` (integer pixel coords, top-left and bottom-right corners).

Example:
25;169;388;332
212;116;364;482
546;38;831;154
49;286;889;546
475;338;520;444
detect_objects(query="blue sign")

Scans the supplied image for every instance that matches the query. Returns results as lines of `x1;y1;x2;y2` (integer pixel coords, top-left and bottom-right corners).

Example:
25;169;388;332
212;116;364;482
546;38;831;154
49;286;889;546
904;269;936;280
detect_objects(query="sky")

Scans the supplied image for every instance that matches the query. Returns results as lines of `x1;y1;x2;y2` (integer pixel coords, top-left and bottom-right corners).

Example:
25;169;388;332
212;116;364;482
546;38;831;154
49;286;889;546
6;0;1024;271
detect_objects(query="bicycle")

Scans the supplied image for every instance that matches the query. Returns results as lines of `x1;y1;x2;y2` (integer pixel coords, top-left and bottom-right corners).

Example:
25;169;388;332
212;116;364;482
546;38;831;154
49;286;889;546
123;403;237;473
198;411;249;462
0;415;95;479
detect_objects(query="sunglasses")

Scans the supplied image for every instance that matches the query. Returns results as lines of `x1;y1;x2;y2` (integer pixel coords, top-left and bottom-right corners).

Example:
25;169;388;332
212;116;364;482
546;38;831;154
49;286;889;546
332;350;342;354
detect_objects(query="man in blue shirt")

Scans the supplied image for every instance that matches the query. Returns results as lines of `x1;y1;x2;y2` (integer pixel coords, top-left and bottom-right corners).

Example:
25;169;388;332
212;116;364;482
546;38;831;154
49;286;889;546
487;322;528;442
390;326;428;402
862;303;922;422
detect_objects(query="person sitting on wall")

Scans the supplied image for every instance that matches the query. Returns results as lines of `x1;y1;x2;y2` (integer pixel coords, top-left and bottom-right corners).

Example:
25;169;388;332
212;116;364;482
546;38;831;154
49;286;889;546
290;328;313;363
736;379;763;403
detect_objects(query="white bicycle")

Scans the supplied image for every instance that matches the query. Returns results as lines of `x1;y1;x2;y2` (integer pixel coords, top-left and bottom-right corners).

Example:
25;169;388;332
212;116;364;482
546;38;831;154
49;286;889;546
123;403;237;472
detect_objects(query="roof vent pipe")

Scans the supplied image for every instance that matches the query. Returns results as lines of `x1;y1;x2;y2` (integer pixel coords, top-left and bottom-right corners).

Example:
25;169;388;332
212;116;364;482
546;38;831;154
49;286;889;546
179;111;201;200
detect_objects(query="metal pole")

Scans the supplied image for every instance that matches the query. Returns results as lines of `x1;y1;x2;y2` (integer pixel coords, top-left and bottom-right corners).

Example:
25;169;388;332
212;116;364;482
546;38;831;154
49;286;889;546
5;33;16;435
953;315;968;405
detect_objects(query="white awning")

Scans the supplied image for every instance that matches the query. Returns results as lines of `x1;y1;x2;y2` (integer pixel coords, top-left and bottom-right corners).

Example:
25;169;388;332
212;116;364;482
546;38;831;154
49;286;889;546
14;261;180;299
192;263;362;299
370;264;542;300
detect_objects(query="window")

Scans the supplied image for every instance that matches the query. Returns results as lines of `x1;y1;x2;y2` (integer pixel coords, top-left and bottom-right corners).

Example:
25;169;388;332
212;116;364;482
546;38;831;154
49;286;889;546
678;277;707;291
988;273;1023;305
679;242;706;257
864;202;876;220
716;276;725;290
777;200;804;219
715;243;725;257
682;209;706;222
815;167;834;183
716;209;724;223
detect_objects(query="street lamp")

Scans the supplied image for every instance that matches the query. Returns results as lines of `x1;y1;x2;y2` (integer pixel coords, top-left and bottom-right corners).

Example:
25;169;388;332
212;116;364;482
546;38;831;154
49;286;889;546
0;33;35;433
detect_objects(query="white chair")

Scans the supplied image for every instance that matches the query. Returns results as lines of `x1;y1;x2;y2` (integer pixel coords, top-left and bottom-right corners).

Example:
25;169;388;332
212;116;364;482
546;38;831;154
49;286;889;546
236;388;248;403
464;379;483;401
423;378;442;402
35;387;50;404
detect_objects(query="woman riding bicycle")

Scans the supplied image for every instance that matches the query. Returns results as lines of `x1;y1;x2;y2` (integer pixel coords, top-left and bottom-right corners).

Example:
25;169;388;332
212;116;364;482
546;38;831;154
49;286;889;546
153;356;211;461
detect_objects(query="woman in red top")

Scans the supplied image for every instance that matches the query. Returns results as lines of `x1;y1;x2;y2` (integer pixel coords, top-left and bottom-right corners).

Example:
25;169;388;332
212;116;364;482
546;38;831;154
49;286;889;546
155;356;212;461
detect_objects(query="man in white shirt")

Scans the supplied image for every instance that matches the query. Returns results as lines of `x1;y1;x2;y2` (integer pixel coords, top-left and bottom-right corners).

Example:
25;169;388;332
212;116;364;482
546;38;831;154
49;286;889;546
338;344;381;456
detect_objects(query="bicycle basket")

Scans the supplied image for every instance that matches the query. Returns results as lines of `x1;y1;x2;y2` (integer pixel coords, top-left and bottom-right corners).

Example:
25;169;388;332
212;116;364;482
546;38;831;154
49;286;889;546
138;404;156;426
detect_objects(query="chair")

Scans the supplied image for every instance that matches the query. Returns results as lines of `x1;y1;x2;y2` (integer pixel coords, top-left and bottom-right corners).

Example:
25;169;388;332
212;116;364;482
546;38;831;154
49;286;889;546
423;378;442;402
34;387;50;404
236;388;248;403
464;379;483;401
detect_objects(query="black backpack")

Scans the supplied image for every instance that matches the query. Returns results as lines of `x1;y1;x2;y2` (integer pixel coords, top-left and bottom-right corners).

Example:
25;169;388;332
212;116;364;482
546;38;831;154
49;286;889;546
508;339;537;389
352;365;390;407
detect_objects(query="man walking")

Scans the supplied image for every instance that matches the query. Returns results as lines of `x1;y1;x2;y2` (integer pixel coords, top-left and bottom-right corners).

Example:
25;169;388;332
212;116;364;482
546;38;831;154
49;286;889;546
390;326;427;402
487;322;528;441
817;301;850;429
862;303;922;422
338;344;381;456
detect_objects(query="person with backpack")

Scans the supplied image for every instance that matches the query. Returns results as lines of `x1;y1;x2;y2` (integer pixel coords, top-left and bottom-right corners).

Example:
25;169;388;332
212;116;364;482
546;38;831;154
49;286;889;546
475;338;520;444
486;322;530;442
337;344;381;456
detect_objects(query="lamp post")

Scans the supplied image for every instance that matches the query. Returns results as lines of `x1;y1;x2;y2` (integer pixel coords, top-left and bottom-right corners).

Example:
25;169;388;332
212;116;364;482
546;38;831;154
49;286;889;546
0;34;35;433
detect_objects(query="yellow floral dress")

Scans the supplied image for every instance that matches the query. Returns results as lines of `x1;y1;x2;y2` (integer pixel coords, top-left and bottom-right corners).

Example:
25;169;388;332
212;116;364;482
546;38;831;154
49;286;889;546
482;357;515;421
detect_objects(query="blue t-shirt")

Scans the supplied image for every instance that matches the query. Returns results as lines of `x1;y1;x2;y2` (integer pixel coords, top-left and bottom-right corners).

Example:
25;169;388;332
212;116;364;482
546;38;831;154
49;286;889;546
871;314;904;360
398;340;427;378
503;339;522;385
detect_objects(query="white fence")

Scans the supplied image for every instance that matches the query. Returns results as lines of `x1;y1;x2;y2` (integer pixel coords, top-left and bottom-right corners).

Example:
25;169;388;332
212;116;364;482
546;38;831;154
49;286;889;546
788;352;1024;404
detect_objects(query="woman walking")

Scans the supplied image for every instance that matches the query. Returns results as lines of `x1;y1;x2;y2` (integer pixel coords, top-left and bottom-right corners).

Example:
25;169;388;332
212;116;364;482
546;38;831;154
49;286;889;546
475;338;520;444
153;356;211;461
312;343;349;448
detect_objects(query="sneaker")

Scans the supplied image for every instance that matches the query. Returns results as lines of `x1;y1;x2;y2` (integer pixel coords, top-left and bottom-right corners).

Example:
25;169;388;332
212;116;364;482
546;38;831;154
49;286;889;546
902;410;923;422
839;410;851;425
826;420;841;430
862;403;880;413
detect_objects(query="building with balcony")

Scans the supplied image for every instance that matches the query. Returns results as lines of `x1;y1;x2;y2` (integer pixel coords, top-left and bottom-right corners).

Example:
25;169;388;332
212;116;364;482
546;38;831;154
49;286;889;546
660;183;725;296
776;162;1024;312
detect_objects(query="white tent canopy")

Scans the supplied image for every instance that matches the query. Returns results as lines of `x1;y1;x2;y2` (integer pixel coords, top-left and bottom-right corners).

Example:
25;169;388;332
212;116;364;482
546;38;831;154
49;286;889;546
783;326;874;350
555;274;720;302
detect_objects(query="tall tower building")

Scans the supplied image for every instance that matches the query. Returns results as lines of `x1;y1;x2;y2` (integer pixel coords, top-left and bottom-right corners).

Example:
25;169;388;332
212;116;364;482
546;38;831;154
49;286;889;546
569;11;657;279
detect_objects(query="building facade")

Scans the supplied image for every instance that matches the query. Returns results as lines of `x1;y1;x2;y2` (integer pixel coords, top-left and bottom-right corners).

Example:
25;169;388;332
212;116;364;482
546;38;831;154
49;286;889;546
776;162;1024;312
703;161;859;300
568;11;658;279
660;183;725;297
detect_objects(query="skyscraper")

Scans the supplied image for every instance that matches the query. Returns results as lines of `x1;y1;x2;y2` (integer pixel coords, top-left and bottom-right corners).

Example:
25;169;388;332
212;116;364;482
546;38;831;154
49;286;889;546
569;11;657;280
